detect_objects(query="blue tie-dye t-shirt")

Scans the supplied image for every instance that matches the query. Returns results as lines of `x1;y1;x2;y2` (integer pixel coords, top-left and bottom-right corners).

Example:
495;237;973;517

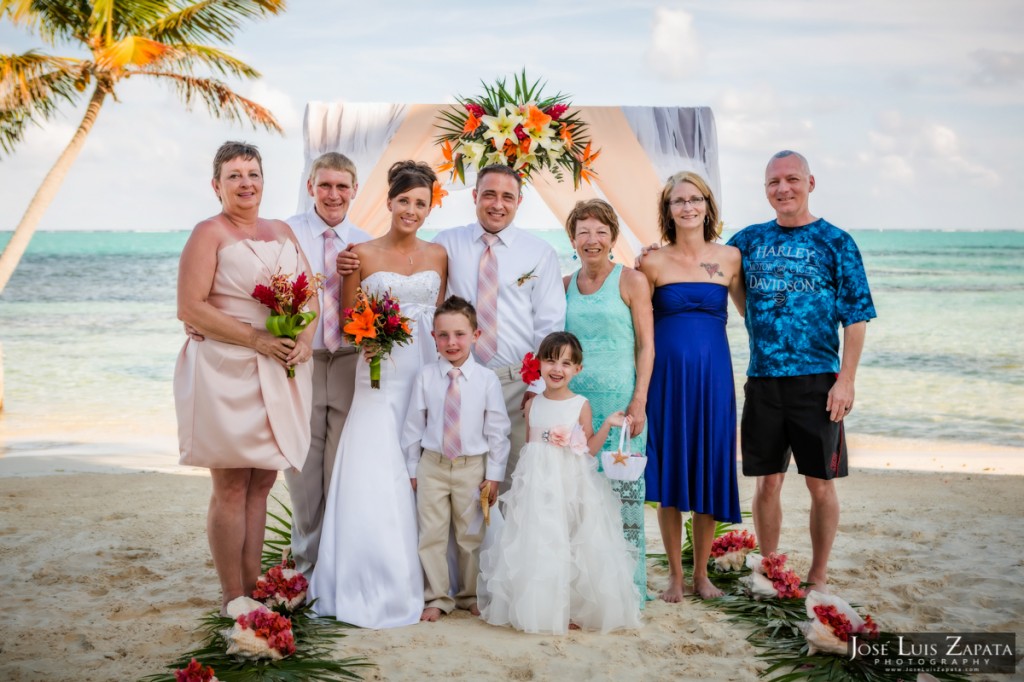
727;218;876;377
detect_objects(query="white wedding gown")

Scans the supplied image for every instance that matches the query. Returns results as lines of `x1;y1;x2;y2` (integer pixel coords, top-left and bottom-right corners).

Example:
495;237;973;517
310;270;440;629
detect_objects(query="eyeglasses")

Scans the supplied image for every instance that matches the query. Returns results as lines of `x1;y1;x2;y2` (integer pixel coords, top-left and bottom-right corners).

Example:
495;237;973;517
669;197;706;208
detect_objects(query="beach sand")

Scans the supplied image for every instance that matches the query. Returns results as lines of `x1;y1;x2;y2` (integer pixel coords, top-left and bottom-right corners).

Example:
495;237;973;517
0;437;1022;681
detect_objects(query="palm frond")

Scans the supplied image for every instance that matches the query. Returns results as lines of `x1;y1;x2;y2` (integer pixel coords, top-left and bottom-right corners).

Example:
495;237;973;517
0;0;91;45
143;70;282;132
155;43;260;78
141;610;374;682
147;0;286;45
0;50;84;154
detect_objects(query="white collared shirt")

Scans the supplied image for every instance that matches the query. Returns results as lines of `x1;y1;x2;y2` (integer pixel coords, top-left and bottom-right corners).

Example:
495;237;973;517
287;209;371;350
434;223;566;372
401;355;511;480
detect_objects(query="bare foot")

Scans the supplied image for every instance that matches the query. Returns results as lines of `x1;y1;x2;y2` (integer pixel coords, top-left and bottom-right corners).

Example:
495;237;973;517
420;607;443;622
660;575;686;603
692;576;723;600
806;572;829;594
467;603;481;616
569;622;581;630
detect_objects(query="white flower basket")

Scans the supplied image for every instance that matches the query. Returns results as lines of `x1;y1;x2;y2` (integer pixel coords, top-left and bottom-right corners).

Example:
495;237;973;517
600;424;647;481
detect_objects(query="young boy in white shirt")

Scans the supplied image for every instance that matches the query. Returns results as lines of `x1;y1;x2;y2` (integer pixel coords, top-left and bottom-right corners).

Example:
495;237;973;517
402;296;511;621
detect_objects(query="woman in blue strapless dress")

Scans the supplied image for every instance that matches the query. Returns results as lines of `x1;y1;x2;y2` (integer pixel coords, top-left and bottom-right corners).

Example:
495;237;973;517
639;171;745;602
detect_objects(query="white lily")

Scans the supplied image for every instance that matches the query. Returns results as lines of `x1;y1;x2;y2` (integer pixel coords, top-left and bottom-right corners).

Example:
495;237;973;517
481;105;524;151
459;140;488;167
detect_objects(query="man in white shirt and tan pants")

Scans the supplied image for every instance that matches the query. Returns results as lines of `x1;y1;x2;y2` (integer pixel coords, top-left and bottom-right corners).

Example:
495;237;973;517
434;165;566;494
285;153;371;576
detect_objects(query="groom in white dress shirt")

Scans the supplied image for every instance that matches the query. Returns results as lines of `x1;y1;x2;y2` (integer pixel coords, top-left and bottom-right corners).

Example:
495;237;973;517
285;153;371;576
434;165;566;494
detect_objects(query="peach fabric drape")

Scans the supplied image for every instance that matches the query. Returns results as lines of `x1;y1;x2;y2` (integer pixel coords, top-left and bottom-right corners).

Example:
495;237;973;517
299;103;719;265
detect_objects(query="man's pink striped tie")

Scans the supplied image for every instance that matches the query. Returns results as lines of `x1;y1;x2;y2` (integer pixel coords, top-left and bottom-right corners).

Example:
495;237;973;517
322;229;343;352
476;232;500;364
443;367;462;460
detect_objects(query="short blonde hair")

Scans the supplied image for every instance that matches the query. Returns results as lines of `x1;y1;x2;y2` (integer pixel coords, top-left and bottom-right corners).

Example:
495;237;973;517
308;152;358;185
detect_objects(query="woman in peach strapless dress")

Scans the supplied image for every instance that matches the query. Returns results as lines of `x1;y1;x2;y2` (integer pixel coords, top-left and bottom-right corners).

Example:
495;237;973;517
174;141;316;613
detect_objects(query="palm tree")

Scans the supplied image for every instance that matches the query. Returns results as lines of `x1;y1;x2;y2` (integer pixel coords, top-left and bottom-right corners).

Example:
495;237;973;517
0;0;287;294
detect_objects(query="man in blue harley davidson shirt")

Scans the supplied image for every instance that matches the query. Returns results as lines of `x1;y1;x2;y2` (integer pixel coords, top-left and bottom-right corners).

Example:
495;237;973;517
728;150;876;592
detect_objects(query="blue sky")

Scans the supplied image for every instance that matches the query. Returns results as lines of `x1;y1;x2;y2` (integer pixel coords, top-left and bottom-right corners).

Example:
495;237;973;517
1;0;1022;232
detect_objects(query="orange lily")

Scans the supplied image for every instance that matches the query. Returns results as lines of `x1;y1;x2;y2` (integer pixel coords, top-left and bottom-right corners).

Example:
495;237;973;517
431;180;448;208
343;307;377;344
502;139;518;159
437;140;455;173
463;110;482;134
522;105;552;133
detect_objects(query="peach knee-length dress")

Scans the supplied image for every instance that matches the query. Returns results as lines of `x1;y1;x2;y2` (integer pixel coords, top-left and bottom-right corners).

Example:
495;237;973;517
174;239;312;471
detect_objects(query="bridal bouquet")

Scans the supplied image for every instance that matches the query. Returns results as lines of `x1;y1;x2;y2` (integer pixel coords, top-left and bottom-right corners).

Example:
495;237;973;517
251;270;325;378
710;530;758;571
741;552;805;600
801;591;879;655
251;561;308;612
435;70;599;188
224;597;296;660
342;288;414;389
174;659;219;682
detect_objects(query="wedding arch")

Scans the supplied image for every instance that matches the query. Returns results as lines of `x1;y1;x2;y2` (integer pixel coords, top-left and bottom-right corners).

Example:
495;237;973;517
297;103;720;261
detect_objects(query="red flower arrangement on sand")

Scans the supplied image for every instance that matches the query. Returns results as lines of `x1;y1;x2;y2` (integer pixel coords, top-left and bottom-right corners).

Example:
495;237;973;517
519;352;541;384
224;597;295;660
742;552;805;600
342;288;414;389
251;269;325;378
802;591;880;655
434;70;599;188
252;560;308;612
175;659;219;682
710;529;758;571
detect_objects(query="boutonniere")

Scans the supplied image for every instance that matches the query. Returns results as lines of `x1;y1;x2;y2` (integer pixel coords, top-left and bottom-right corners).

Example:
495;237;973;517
516;267;538;287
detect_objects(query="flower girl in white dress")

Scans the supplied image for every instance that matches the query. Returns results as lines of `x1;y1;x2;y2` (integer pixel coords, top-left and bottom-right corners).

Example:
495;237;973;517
478;332;642;634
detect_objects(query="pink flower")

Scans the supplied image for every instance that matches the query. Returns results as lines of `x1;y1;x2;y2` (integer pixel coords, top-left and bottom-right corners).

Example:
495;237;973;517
546;426;570;447
464;102;486;118
545;103;568;120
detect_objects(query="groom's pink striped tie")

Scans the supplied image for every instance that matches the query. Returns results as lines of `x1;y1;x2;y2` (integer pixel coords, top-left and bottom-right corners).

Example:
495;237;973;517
443;367;462;460
476;232;500;364
322;228;342;352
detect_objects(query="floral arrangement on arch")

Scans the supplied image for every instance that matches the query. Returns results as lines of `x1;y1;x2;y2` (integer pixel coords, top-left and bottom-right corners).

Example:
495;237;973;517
434;70;600;188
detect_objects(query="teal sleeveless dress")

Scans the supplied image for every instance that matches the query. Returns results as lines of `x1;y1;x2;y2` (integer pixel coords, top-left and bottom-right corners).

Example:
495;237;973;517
566;264;649;606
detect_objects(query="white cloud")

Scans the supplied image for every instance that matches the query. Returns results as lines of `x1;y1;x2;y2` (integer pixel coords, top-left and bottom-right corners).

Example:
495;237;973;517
244;82;302;135
969;49;1024;87
646;8;701;80
866;111;999;185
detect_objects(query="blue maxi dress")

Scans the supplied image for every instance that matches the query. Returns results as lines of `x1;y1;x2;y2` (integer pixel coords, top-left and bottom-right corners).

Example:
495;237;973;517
645;282;741;523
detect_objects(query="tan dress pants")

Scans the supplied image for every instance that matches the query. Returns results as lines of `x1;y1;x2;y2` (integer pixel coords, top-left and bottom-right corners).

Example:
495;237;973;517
416;449;486;613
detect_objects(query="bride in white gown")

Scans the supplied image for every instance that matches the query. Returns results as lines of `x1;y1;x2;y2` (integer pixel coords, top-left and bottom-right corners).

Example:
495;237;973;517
310;161;447;629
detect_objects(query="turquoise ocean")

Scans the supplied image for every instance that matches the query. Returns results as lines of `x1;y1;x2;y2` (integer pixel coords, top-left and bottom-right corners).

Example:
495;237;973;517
0;229;1022;458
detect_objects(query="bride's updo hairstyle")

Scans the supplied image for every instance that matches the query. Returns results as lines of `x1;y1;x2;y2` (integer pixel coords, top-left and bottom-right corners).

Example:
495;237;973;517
536;331;584;366
387;160;437;200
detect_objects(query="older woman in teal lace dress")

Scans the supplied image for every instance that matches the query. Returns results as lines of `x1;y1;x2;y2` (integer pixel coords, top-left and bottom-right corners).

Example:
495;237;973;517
562;199;654;606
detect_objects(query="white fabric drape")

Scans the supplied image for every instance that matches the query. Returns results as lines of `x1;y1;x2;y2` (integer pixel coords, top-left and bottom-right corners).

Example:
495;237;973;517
298;103;720;259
